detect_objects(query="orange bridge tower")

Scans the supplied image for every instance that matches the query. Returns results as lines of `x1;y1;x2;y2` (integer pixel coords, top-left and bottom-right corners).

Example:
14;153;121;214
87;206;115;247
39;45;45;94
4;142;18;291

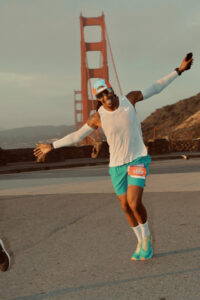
74;13;122;144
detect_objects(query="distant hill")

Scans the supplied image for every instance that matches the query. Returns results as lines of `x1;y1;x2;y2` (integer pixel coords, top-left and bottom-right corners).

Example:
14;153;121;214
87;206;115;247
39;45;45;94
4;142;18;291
142;93;200;141
0;125;74;149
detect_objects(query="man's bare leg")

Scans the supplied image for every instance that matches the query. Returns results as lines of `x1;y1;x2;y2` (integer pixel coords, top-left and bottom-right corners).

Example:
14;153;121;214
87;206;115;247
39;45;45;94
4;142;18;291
126;185;153;260
117;193;143;260
118;194;138;227
126;185;147;224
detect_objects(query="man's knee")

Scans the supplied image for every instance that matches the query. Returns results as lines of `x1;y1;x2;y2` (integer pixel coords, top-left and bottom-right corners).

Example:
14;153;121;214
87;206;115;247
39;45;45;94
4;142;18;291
127;195;142;212
118;195;130;213
127;186;143;210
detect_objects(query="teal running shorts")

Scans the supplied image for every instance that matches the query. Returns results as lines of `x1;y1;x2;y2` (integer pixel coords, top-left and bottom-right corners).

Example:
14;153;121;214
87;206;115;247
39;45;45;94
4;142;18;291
109;155;151;196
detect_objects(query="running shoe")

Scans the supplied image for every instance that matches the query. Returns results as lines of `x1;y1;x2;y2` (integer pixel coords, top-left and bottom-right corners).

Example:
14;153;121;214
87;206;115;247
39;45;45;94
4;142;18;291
131;242;142;261
0;239;10;272
140;235;153;260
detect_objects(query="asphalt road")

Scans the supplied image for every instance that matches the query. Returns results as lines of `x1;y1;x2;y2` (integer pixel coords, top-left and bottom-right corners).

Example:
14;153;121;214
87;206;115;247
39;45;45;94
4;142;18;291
0;159;200;300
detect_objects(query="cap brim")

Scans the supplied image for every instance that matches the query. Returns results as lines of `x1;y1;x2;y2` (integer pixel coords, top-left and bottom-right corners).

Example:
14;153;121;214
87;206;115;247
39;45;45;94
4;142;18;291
96;86;108;95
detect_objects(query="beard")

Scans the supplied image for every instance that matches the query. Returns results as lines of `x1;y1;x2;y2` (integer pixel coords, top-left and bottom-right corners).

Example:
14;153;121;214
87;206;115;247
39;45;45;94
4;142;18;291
102;93;116;106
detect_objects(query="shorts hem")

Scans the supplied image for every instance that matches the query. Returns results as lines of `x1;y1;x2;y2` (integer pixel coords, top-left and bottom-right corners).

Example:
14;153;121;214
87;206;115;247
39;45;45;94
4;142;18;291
128;182;145;188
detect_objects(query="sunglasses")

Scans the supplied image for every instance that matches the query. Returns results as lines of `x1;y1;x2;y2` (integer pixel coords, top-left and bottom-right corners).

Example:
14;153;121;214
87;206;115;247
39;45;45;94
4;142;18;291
96;88;113;99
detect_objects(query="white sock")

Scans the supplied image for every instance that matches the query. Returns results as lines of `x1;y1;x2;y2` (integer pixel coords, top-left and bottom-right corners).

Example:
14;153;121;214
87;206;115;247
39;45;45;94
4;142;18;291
139;221;150;239
131;225;142;243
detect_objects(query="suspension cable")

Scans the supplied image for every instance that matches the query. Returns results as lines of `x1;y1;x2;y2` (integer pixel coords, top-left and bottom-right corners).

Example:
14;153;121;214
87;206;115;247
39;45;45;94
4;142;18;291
84;50;95;113
105;25;123;96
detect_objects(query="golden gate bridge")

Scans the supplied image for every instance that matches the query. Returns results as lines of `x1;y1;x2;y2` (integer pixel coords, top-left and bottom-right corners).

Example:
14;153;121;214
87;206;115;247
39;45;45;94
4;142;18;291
74;13;122;145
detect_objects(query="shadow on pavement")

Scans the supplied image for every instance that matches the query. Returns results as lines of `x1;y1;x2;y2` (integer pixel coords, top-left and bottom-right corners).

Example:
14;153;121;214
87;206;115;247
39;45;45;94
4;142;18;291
9;265;200;300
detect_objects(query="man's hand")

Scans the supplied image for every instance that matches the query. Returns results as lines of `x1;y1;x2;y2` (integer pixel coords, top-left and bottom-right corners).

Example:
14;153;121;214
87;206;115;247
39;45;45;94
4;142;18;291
178;52;193;74
33;143;52;157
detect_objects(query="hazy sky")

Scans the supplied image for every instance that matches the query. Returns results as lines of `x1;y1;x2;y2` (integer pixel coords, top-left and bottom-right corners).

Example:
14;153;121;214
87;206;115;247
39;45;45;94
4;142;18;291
0;0;199;130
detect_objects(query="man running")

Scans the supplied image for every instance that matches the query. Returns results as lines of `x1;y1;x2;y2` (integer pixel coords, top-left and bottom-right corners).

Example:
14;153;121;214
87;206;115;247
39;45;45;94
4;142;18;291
34;53;193;260
0;239;10;271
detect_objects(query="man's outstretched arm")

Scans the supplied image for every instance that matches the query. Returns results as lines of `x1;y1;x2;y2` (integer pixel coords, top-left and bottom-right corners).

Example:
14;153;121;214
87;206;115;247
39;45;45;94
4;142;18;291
33;113;99;158
127;53;193;105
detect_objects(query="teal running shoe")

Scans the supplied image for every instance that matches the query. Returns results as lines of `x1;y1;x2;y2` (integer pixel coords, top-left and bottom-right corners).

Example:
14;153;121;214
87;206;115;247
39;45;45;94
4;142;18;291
140;236;153;260
131;242;142;261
